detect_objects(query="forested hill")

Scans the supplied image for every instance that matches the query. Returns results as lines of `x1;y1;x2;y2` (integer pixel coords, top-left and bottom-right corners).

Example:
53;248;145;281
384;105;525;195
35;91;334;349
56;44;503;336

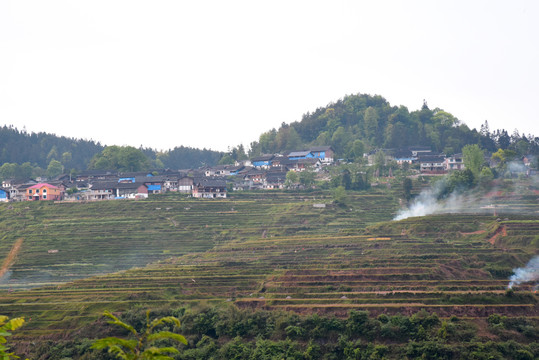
0;126;103;170
0;126;223;175
248;94;538;159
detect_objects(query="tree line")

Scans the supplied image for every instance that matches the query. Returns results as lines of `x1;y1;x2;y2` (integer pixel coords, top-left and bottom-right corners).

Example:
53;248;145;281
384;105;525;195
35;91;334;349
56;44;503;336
247;94;539;160
0;126;223;181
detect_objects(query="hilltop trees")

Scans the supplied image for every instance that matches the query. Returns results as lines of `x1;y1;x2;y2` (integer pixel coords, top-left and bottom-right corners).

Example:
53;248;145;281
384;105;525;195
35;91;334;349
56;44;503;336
89;146;151;172
247;94;538;162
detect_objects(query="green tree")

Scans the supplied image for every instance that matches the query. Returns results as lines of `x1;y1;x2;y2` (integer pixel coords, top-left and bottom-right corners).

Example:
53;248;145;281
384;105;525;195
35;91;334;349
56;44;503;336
299;170;316;188
341;169;351;190
403;177;413;202
331;126;350;156
349;139;365;161
46;146;58;163
374;150;386;174
0;315;25;359
479;167;494;186
332;186;347;206
46;159;63;179
92;310;186;360
0;163;17;181
285;171;299;188
61;151;72;171
462;144;484;178
364;106;379;143
90;146;150;172
218;153;234;165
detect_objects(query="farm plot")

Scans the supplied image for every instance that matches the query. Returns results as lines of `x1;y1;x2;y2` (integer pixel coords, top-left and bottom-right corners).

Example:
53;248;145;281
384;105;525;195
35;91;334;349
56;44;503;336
0;190;537;338
1;193;387;289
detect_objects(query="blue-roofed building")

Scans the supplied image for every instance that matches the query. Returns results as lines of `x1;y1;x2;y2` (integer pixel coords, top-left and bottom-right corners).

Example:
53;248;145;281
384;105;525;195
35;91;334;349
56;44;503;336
251;155;275;169
287;150;314;160
118;177;136;183
147;184;162;194
309;146;335;163
287;146;335;163
0;189;8;202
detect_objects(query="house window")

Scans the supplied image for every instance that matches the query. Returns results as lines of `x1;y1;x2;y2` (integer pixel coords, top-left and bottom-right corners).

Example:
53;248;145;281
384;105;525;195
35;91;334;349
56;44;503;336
43;189;47;193
36;189;39;194
43;195;47;199
29;189;32;194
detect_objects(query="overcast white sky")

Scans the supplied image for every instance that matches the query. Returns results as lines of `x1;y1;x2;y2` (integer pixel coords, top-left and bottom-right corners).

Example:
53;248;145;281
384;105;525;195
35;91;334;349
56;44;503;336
1;1;538;152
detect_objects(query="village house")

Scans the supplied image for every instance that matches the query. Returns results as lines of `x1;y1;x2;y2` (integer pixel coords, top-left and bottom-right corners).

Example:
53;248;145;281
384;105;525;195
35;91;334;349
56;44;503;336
444;154;465;171
308;146;335;163
286;158;321;172
76;170;118;183
263;171;287;189
115;182;149;199
192;179;227;198
25;183;64;201
251;155;275;169
178;176;194;193
84;181;148;200
408;146;432;157
287;150;312;161
392;150;414;165
77;182;116;201
242;169;265;185
0;188;8;202
419;154;447;174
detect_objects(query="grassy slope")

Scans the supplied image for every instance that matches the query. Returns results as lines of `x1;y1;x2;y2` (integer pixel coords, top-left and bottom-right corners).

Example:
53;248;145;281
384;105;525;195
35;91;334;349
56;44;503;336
0;182;537;340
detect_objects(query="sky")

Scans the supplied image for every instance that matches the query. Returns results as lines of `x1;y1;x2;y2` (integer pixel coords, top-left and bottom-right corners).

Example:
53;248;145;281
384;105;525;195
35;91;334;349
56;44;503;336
1;1;538;152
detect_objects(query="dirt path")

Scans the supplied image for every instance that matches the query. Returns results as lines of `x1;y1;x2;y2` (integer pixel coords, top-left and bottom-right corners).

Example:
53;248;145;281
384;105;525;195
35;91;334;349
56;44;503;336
460;230;486;235
488;225;507;245
0;238;23;279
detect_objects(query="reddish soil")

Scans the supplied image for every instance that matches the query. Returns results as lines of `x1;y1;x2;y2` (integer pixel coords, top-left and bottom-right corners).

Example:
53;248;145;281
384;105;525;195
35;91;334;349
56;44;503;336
0;238;23;279
460;230;486;235
488;225;507;245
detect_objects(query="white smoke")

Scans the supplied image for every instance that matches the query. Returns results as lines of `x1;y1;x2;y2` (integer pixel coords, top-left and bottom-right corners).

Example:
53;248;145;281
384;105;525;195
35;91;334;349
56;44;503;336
508;256;539;289
394;180;465;220
506;161;528;177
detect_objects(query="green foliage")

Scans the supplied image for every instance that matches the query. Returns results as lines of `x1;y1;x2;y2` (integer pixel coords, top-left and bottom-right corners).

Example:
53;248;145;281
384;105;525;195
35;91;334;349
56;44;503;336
46;159;63;179
403;177;413;202
299;170;316;188
332;186;347;206
90;146;151;172
0;315;25;360
91;310;186;360
285;171;299;187
0;162;38;182
248;93;539;160
462;144;485;177
479;166;494;186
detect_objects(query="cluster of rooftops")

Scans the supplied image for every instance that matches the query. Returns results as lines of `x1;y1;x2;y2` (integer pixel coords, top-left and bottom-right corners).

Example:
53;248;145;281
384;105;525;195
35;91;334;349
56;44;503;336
0;146;336;202
1;145;532;202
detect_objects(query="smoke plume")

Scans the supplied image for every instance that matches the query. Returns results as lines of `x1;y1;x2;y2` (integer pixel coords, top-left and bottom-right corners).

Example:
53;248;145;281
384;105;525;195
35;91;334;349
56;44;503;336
508;256;539;289
394;180;465;220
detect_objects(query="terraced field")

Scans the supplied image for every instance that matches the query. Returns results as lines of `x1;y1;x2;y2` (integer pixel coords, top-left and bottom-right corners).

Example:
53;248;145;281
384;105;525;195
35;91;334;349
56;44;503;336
0;191;394;288
0;181;539;359
0;182;538;347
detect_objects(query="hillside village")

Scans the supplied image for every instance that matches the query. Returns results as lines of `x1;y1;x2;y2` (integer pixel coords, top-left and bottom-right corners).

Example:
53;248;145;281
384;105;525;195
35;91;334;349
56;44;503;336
0;145;535;203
